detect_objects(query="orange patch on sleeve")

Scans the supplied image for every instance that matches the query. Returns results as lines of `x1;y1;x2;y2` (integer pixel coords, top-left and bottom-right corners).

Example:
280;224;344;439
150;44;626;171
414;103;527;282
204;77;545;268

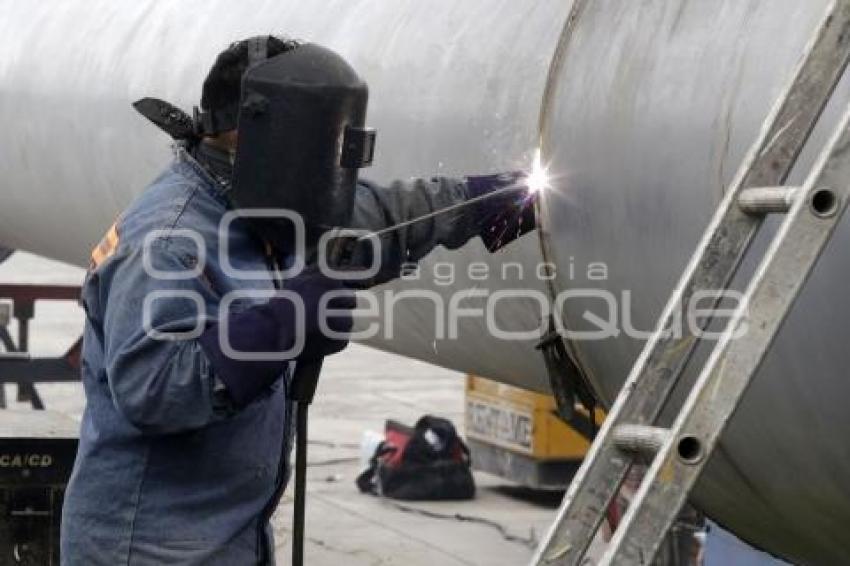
89;222;120;270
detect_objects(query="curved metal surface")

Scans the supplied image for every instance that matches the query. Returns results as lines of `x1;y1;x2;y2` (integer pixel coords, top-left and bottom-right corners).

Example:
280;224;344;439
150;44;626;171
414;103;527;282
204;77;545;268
0;0;572;389
2;1;850;562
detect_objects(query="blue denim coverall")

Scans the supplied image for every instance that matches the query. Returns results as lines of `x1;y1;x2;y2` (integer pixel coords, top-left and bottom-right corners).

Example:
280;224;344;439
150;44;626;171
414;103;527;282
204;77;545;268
61;149;478;565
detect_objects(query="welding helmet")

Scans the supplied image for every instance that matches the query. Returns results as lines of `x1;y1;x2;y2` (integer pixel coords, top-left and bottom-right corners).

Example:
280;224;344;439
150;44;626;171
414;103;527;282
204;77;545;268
227;39;377;248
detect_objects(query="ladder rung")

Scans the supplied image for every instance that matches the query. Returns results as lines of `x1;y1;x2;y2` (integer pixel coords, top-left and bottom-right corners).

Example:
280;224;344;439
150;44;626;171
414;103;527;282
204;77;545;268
612;425;669;455
737;186;799;215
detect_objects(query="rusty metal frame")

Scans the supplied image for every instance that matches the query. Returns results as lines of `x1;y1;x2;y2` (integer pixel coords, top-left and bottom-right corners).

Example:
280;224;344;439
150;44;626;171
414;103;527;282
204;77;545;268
0;284;83;410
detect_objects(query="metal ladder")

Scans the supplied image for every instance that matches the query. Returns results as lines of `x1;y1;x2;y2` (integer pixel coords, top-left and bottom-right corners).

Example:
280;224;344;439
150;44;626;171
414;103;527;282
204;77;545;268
532;2;850;564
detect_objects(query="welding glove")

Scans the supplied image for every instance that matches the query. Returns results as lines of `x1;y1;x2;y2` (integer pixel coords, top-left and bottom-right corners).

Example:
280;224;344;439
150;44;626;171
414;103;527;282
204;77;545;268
199;270;355;407
465;172;537;252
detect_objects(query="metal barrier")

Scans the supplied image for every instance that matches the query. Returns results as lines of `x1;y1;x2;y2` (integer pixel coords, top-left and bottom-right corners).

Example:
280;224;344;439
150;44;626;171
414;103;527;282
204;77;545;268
0;285;82;410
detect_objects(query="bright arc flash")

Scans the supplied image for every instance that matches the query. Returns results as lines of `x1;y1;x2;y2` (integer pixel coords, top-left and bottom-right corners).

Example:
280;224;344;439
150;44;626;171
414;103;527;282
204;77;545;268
526;148;551;194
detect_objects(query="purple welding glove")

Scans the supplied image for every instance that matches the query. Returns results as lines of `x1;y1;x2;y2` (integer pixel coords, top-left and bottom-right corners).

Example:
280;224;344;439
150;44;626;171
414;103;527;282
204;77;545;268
199;270;355;407
465;172;537;252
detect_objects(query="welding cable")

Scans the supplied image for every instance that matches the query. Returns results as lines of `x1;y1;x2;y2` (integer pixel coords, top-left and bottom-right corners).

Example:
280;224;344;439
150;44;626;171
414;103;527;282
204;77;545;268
382;501;539;550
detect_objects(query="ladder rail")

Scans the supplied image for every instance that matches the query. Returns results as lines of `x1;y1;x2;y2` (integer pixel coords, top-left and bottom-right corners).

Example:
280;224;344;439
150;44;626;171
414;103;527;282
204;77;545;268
532;1;850;563
603;98;850;566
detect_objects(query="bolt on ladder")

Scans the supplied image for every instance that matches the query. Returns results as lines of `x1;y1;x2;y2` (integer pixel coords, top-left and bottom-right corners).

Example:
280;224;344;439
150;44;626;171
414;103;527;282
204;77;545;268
532;1;850;564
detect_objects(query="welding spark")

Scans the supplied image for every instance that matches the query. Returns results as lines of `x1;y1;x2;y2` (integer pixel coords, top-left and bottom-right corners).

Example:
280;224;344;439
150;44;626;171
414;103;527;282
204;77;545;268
525;148;551;195
358;148;550;243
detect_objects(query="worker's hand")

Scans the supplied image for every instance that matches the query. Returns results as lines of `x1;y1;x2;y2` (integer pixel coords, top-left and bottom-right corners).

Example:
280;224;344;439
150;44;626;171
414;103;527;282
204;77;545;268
198;269;355;408
465;172;537;252
280;269;355;361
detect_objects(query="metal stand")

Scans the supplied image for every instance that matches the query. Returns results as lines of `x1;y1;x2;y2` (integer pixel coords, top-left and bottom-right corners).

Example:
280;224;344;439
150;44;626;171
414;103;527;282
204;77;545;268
533;2;850;564
0;285;83;410
290;358;324;566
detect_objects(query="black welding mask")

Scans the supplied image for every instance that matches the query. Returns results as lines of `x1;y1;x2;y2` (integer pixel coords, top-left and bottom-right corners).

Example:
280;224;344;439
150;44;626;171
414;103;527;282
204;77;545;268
230;43;377;249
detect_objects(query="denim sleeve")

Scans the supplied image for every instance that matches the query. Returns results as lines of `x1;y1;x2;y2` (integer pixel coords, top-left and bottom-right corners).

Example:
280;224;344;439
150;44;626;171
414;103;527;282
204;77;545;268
350;178;478;284
98;243;223;435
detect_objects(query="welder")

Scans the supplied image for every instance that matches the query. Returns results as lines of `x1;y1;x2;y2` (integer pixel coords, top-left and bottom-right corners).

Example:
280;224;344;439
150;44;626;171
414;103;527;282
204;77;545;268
60;35;536;565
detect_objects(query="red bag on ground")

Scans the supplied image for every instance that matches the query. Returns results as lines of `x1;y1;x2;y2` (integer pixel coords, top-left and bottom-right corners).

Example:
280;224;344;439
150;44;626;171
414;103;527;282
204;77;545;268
356;416;476;501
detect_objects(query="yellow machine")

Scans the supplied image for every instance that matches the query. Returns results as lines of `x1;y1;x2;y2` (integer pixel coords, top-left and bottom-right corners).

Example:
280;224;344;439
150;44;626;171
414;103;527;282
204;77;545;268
464;375;603;489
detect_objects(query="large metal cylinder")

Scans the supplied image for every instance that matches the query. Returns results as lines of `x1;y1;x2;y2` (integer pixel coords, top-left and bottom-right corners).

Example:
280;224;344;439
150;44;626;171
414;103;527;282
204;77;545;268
2;1;849;563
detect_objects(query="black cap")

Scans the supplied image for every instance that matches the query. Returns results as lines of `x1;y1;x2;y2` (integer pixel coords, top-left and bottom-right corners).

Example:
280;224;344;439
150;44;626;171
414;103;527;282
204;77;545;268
198;35;299;135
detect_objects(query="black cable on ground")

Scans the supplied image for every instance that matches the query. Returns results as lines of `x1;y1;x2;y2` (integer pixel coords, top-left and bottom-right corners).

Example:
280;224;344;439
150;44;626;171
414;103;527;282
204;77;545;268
382;500;538;550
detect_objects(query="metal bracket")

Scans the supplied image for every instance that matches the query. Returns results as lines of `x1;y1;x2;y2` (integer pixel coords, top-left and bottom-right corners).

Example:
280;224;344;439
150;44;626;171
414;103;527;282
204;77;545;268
536;316;598;438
